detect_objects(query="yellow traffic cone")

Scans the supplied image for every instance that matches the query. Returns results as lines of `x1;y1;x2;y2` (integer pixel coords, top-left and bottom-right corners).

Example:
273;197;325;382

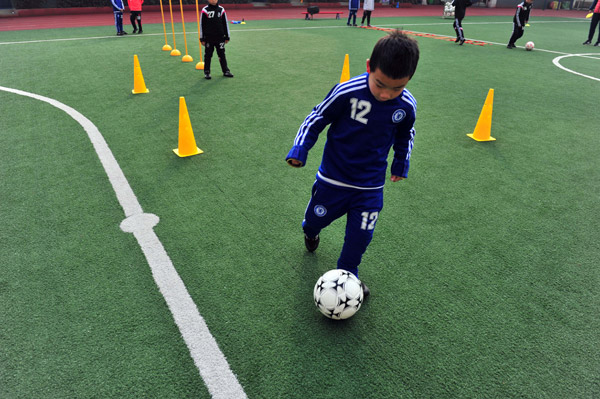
173;97;203;157
340;54;350;83
467;89;496;141
132;55;149;94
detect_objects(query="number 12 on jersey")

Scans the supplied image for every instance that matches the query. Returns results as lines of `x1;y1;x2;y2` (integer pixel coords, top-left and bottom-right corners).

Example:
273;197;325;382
350;98;371;125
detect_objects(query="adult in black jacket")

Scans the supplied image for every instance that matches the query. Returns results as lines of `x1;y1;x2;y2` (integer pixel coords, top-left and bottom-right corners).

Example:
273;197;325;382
452;0;472;45
507;0;533;49
200;0;234;79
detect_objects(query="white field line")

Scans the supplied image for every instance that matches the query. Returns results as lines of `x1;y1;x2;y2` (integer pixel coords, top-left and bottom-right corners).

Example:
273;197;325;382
552;53;600;82
0;85;247;399
0;19;588;46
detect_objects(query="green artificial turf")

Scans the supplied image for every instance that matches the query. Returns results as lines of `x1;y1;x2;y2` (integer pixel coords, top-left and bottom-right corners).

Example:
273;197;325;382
1;16;599;398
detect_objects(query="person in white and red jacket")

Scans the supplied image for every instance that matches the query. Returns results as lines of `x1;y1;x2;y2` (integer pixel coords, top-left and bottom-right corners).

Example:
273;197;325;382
128;0;143;34
583;0;600;46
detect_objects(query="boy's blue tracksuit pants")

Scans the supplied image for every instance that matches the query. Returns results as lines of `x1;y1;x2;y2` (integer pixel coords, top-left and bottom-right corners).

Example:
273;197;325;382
302;181;383;277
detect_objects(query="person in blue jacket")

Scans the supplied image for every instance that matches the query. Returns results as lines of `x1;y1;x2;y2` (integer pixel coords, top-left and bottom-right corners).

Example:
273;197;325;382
286;31;420;297
111;0;126;36
347;0;360;26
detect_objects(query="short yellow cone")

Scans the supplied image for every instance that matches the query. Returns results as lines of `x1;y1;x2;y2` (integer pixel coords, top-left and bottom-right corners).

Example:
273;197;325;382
340;54;350;83
132;55;149;94
467;89;496;141
173;97;203;157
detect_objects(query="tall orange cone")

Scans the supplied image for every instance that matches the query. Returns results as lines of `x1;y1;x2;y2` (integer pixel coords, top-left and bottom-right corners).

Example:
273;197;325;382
168;0;181;56
132;55;149;94
467;89;496;141
173;97;203;157
179;0;193;62
195;0;205;70
159;0;172;51
340;54;350;83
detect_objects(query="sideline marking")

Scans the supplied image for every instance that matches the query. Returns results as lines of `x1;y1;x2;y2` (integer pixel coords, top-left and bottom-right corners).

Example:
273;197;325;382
552;53;600;82
363;25;491;46
0;85;247;399
0;19;586;46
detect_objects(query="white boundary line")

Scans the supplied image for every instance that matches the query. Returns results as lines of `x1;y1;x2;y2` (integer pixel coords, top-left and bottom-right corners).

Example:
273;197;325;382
552;53;600;82
0;19;588;46
0;85;247;399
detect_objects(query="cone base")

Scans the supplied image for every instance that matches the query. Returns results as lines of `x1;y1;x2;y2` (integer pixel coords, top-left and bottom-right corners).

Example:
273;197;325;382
173;147;204;157
182;55;193;62
170;49;181;56
162;44;173;51
196;62;205;70
467;133;496;141
132;88;150;94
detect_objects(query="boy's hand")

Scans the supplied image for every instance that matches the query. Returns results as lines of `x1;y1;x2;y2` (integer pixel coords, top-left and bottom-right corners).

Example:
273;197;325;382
390;175;405;182
287;159;303;168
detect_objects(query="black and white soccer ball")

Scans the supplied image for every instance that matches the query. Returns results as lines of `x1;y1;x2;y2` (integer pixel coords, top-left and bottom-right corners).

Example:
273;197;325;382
313;269;364;320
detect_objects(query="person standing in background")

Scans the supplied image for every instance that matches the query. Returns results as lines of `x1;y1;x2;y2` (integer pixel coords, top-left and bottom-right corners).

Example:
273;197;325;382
347;0;359;26
111;0;126;36
128;0;144;34
583;0;600;46
452;0;472;45
361;0;375;27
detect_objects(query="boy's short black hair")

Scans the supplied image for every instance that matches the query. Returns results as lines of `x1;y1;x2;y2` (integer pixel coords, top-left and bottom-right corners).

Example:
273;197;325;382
369;30;420;80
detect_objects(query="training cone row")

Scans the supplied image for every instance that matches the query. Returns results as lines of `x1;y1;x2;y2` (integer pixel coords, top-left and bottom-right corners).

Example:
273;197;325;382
467;88;496;142
340;54;350;83
173;97;203;157
130;57;203;158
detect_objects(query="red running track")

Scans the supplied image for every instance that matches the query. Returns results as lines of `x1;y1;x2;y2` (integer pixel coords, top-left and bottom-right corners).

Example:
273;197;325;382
0;4;587;32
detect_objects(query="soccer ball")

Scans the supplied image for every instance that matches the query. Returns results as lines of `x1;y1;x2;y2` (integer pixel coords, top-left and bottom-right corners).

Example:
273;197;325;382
525;41;534;51
313;269;364;320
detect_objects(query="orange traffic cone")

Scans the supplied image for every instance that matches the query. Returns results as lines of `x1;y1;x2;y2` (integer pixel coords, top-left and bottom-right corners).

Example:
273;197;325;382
195;0;205;70
340;54;350;83
173;97;203;157
467;89;496;141
132;55;149;94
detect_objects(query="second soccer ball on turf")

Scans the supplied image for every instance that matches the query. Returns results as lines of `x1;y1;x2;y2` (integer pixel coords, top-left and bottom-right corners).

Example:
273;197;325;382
313;269;364;320
525;41;535;51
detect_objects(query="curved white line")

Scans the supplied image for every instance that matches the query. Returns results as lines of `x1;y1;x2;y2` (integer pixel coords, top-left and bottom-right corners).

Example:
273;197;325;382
552;53;600;82
0;85;246;399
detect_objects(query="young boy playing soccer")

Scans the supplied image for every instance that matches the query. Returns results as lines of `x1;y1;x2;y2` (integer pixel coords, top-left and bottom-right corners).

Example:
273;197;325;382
200;0;234;80
507;0;533;49
286;31;420;297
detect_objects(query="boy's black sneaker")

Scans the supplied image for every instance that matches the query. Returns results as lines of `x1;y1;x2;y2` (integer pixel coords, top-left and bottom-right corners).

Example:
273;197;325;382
507;44;515;49
459;39;465;45
121;31;128;35
455;37;460;42
223;71;234;78
138;30;143;34
304;234;319;252
132;29;137;34
361;281;370;299
583;40;591;45
595;42;600;47
204;73;211;80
